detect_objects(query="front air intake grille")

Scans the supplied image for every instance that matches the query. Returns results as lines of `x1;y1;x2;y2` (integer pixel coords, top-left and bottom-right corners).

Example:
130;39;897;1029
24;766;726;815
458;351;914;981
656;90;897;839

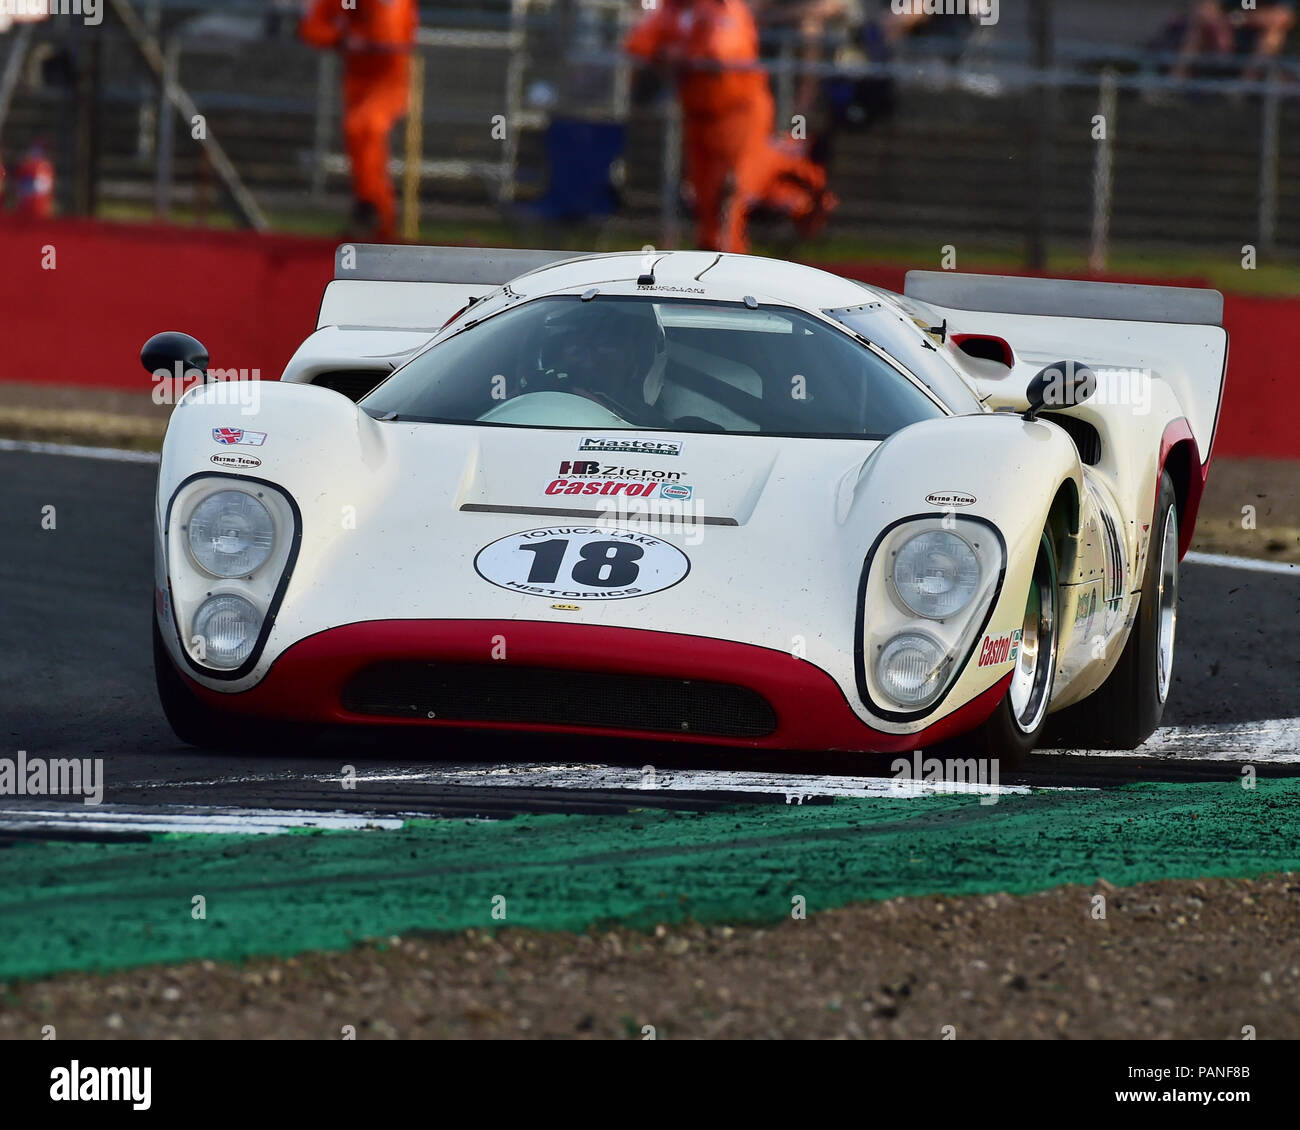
1041;412;1102;465
343;662;778;738
311;369;387;401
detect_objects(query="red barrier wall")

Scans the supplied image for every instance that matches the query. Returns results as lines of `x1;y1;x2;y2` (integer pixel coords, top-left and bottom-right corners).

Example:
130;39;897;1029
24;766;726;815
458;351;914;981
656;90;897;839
0;217;334;392
0;218;1292;460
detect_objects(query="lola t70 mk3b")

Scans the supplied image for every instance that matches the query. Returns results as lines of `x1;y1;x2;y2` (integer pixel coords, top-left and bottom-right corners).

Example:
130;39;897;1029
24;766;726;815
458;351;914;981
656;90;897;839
145;245;1226;764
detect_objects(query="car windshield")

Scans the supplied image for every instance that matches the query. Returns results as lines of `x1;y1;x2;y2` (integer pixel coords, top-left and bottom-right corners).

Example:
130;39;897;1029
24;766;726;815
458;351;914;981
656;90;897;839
361;295;946;438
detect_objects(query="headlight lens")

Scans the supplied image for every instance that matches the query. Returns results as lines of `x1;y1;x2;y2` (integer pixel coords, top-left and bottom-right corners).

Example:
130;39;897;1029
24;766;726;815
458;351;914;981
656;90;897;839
876;632;947;707
893;530;980;619
192;594;261;669
188;490;274;577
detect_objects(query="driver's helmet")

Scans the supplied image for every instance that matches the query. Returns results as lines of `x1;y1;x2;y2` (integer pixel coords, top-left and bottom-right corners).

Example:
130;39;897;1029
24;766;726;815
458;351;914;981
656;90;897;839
536;301;667;413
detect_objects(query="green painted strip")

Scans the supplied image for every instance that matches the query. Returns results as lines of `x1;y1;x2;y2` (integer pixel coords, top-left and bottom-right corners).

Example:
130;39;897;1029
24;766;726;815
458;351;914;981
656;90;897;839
1;777;1297;981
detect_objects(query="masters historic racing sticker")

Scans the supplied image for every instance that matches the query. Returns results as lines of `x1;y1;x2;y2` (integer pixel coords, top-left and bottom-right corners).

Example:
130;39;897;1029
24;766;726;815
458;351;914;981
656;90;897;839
578;436;683;457
474;526;690;600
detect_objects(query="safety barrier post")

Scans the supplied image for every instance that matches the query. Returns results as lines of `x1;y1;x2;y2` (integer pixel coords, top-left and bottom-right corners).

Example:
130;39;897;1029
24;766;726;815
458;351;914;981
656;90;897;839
403;52;425;241
1259;70;1281;256
1088;68;1117;274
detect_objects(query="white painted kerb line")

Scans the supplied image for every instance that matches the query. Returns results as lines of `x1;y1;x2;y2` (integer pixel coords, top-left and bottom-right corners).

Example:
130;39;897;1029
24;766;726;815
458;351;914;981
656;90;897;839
1184;551;1298;577
1066;716;1300;761
0;438;161;465
0;804;404;835
323;765;1034;799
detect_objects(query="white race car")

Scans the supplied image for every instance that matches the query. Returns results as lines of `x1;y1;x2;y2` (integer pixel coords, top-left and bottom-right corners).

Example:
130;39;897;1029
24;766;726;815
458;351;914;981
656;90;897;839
145;246;1227;764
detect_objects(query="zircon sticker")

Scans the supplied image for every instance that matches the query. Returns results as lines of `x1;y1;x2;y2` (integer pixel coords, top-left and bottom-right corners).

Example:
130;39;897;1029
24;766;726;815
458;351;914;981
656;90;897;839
556;461;685;481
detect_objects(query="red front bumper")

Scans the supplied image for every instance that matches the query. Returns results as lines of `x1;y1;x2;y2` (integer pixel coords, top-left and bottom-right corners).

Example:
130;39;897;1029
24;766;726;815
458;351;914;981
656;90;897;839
182;619;1009;754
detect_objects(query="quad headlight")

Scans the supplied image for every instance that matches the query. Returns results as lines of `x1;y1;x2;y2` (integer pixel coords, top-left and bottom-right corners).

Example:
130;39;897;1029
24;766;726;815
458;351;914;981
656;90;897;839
164;477;298;677
862;516;1005;715
892;530;980;619
876;632;947;707
187;489;275;577
192;594;261;669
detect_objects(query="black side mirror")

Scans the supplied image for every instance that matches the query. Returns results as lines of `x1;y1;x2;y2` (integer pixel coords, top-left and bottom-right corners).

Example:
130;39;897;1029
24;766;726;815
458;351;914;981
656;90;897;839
141;331;209;380
1024;360;1095;421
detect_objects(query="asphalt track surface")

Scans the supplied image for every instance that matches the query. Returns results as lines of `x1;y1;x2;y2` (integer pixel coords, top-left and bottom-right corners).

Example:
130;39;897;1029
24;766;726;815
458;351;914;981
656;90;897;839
3;447;1300;827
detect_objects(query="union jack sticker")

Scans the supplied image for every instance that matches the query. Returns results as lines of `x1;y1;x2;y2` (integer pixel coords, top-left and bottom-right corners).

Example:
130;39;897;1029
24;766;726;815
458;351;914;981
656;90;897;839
212;427;266;447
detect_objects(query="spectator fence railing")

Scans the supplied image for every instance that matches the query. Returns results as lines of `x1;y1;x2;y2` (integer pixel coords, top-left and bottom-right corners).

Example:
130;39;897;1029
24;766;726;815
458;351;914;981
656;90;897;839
2;3;1299;263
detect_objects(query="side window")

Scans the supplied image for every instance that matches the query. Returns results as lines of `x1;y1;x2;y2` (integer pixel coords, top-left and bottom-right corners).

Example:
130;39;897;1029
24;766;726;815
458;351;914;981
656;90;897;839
786;321;942;435
827;303;983;414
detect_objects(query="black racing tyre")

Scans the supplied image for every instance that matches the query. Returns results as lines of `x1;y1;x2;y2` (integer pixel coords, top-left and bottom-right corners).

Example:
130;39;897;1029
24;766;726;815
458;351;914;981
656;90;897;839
1048;472;1179;750
153;611;228;748
935;531;1059;771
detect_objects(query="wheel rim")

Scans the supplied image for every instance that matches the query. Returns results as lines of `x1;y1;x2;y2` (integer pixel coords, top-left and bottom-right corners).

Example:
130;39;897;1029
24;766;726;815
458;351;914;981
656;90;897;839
1008;538;1057;734
1156;505;1179;704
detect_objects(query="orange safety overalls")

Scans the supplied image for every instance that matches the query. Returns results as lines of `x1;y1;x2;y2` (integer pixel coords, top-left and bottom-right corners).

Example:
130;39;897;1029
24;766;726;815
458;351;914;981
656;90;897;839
626;0;834;253
301;0;418;241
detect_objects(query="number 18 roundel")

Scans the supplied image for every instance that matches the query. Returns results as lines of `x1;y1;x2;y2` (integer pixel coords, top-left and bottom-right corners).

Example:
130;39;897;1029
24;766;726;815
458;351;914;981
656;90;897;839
473;526;691;601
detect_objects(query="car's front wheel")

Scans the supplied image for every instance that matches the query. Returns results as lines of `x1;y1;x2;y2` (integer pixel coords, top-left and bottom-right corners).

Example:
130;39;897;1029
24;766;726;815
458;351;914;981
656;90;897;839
1048;471;1178;750
935;530;1059;771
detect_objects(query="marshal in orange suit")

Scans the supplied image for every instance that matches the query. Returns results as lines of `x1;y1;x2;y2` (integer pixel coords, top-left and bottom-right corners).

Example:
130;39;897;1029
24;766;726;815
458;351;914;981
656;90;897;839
626;0;834;253
300;0;418;241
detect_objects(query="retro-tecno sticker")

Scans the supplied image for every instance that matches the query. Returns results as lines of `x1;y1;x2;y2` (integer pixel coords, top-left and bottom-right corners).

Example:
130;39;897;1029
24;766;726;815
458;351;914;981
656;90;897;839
925;491;976;508
474;526;690;600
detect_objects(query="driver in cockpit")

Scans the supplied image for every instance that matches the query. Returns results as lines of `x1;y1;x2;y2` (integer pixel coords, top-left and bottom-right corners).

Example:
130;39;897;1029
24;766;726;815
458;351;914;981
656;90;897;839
525;303;670;427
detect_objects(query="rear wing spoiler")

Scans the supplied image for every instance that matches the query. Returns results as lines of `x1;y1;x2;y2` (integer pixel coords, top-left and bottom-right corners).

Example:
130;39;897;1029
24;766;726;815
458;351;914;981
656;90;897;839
904;271;1223;326
902;271;1228;464
318;244;589;332
333;243;583;285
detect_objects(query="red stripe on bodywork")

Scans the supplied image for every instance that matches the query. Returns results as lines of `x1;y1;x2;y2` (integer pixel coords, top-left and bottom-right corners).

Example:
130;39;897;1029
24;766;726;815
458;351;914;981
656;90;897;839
1157;419;1206;559
180;619;1011;755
